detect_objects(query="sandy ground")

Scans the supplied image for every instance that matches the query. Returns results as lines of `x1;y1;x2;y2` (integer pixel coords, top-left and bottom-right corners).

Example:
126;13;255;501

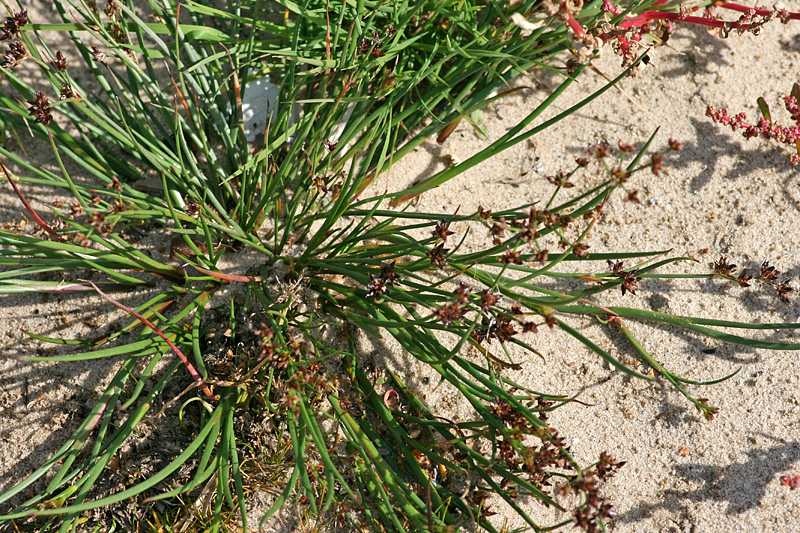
3;1;800;532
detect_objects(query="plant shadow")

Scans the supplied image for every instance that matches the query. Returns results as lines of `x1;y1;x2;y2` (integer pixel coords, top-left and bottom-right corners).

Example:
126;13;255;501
615;438;800;523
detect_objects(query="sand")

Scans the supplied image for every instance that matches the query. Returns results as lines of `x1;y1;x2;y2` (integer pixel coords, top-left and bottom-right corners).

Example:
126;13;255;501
2;1;800;532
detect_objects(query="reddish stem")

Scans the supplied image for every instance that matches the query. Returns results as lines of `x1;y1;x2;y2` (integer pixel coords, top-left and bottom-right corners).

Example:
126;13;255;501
83;279;218;400
562;4;587;37
621;3;800;31
620;12;729;30
1;160;66;242
191;263;262;282
717;2;800;20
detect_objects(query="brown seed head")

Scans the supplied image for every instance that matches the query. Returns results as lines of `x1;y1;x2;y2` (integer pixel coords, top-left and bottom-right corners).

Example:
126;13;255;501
759;260;781;285
500;247;523;265
432;219;455;241
26;91;52;126
51;50;67;71
90;46;106;62
427;243;449;269
479;289;498;313
1;10;28;41
650;152;664;176
453;281;471;304
775;280;794;303
2;40;27;68
433;302;464;325
668;138;684;151
713;256;737;276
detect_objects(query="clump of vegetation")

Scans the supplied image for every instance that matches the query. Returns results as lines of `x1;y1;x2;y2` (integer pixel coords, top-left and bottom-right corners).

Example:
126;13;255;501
0;0;798;531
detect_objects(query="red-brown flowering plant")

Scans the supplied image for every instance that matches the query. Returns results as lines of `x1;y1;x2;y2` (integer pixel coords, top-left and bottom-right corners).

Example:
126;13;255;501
608;259;642;296
712;256;793;303
1;1;799;533
366;260;401;298
707;84;800;164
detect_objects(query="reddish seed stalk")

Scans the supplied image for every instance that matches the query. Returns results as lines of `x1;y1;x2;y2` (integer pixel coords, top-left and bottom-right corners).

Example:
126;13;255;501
637;11;747;29
83;279;218;400
621;3;800;31
718;2;800;20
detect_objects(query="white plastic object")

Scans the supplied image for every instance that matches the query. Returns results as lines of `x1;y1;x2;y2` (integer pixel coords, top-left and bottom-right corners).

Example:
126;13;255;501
239;78;301;142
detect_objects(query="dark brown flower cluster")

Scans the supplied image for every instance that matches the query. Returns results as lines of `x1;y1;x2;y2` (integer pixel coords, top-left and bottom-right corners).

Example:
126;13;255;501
366;260;401;298
89;212;113;236
427;213;458;268
50;50;67;71
491;400;529;433
185;198;201;217
493;315;518;344
546;169;574;188
590;142;612;161
471;313;523;345
105;0;121;18
533;396;555;422
432;282;470;326
712;256;736;276
712;256;752;287
473;300;543;342
712;256;793;303
1;10;27;41
489;216;506;245
759;260;781;284
432;301;463;325
2;40;27;68
566;453;625;533
109;22;129;46
311;174;329;193
523;426;573;482
518;441;561;486
596;451;626;479
488;403;578;491
431;218;455;241
90;46;106;62
26;91;52;126
426;241;448;269
535;425;569;451
357;26;395;58
500;247;522;265
59;84;77;100
609;165;630;185
608;260;641;296
479;289;498;313
496;204;575;258
572;241;590;258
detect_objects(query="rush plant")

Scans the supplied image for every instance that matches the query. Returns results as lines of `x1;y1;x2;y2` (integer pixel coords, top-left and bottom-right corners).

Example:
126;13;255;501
0;0;799;532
